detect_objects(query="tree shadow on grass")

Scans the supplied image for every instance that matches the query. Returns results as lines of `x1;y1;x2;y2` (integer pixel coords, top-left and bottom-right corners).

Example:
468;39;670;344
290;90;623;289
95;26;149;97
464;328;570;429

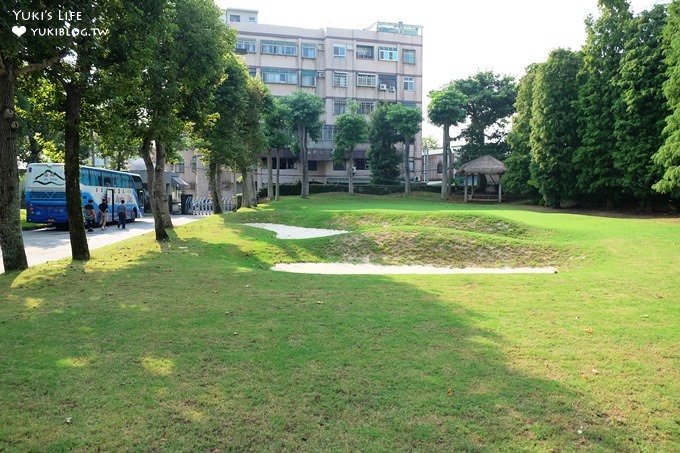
0;226;639;451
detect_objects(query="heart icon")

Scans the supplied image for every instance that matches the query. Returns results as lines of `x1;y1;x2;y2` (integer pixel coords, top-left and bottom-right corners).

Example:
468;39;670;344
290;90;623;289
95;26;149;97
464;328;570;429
12;26;27;37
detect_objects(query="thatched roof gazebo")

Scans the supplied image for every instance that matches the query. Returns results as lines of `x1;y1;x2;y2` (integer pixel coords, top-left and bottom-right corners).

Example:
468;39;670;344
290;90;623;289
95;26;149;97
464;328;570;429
458;155;507;202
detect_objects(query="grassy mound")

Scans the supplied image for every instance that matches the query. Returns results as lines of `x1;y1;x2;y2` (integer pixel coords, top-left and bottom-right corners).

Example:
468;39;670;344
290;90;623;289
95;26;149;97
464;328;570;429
236;207;563;268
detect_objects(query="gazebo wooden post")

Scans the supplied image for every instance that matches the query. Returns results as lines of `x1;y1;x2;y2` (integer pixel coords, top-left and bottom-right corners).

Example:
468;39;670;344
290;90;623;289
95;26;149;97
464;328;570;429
498;179;502;202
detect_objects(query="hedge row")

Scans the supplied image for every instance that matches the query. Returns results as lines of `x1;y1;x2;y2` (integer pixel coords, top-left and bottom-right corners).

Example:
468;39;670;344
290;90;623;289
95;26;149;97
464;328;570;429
258;183;442;198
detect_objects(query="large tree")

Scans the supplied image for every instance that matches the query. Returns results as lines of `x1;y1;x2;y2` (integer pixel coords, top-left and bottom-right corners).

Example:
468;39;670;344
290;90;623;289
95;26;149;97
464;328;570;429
653;0;680;197
427;84;466;199
613;4;670;206
574;0;633;207
504;64;540;199
454;71;517;163
333;103;368;195
387;104;422;195
1;1;72;271
278;90;324;198
238;77;271;208
206;55;250;213
104;0;232;240
264;99;292;201
48;2;112;262
367;102;401;185
529;49;583;207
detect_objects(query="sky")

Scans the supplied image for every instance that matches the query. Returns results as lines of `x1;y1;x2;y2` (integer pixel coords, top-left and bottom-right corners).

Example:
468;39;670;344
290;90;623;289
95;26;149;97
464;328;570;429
214;0;669;140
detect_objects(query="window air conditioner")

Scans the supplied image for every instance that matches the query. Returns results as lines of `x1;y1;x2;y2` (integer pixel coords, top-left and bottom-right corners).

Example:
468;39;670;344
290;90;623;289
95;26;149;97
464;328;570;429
388;86;396;92
378;84;387;91
317;71;326;77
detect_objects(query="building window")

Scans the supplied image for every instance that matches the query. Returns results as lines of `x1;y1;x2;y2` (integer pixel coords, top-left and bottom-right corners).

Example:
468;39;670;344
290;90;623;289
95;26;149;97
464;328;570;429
271;158;297;169
436;162;443;174
229;14;240;22
191;155;199;171
378;46;398;61
262;68;298;85
301;70;316;87
249;68;257;78
359;101;374;115
403;77;415;91
357;73;377;87
261;40;297;56
333;45;346;58
302;43;316;59
379;75;397;91
248;16;256;23
401;101;417;108
333;161;346;171
333;99;347;115
356;45;374;60
308;160;318;171
322;124;334;141
173;162;185;174
354;159;369;170
236;38;257;54
333;71;348;87
403;49;416;64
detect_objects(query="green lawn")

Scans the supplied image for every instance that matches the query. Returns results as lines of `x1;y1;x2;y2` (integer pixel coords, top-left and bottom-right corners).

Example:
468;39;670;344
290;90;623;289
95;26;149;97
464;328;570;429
2;194;678;451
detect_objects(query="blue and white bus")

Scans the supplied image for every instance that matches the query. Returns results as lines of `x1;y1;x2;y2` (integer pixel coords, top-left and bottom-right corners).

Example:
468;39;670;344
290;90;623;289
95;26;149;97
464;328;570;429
26;163;145;226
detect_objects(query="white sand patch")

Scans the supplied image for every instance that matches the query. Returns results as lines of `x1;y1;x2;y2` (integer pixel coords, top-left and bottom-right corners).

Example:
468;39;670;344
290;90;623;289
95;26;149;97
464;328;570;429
272;262;558;275
244;223;348;239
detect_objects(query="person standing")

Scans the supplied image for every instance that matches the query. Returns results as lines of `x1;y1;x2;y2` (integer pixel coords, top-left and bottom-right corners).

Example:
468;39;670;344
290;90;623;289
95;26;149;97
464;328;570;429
98;198;109;231
84;199;96;232
117;199;127;229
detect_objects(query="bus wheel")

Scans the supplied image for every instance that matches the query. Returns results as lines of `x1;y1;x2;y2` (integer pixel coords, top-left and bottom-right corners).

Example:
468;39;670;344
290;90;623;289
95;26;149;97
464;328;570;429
130;209;137;222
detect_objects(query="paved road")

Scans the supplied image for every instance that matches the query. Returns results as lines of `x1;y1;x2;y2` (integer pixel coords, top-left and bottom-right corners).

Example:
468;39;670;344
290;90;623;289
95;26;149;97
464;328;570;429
0;215;206;274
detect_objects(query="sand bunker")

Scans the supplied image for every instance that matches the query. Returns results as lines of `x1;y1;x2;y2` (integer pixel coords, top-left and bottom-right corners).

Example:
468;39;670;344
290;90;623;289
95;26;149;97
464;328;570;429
272;263;558;275
244;223;348;239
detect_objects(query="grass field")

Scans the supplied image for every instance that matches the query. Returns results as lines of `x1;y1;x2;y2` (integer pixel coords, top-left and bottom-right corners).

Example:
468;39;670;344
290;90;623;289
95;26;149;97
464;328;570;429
1;194;678;451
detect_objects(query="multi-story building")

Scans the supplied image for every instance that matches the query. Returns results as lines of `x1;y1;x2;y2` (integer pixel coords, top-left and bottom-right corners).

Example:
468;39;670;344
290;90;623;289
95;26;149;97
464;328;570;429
222;9;424;190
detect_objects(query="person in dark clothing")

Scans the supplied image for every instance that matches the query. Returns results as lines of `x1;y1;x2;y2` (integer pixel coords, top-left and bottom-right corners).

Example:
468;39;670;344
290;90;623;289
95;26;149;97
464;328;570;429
98;198;109;231
117;199;126;229
84;200;96;232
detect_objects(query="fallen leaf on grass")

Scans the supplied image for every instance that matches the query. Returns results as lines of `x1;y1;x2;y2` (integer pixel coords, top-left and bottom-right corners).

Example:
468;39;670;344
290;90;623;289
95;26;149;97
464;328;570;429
447;389;453;396
584;327;593;333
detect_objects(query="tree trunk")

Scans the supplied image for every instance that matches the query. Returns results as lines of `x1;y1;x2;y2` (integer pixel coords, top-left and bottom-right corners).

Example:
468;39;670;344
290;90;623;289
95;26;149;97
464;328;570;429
275;148;280;201
141;138;169;242
28;135;41;163
63;81;90;261
441;125;450;200
300;125;309;198
267;150;273;199
250;171;258;207
242;167;250;208
154;142;173;229
0;62;28;272
404;141;411;196
348;151;355;195
209;158;222;214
